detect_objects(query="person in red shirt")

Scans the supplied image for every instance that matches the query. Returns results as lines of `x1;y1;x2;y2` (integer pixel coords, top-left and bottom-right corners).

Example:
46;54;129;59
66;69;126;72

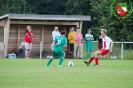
24;26;34;59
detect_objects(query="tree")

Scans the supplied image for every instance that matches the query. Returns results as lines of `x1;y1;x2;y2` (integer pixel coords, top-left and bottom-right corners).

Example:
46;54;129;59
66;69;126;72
0;0;35;16
90;0;133;48
65;0;92;37
27;0;68;15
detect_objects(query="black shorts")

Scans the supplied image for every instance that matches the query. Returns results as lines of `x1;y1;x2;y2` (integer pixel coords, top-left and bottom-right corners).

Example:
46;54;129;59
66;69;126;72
69;43;74;52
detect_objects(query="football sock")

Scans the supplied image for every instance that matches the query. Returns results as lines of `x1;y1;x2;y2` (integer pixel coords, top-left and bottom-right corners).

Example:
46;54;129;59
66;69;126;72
95;57;99;65
58;57;64;66
87;53;90;58
46;58;53;66
88;57;94;64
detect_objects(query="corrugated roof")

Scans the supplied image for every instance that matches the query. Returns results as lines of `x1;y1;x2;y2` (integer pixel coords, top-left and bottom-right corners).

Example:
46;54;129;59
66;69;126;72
0;14;91;21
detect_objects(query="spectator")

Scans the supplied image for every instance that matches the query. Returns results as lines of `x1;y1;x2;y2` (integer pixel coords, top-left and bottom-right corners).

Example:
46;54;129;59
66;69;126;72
24;26;34;59
18;41;25;58
85;29;94;59
74;27;83;59
68;27;76;58
52;26;60;39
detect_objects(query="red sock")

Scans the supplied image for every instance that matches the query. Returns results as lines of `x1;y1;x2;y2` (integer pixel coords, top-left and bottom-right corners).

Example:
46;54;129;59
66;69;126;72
95;57;99;65
88;57;94;64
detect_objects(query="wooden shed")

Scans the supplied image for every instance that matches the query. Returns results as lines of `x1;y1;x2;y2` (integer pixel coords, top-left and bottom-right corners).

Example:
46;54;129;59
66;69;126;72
0;14;91;58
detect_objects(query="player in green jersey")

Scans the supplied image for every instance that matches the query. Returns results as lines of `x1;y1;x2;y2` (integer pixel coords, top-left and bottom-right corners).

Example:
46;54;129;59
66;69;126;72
85;29;94;59
46;31;67;66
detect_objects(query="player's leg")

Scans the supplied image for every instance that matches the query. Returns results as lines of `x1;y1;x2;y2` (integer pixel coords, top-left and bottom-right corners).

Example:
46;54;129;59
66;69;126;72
84;50;102;66
45;51;55;66
22;48;25;58
87;44;93;59
89;50;101;64
28;43;32;58
74;43;78;58
84;50;95;66
87;50;91;59
78;43;82;59
86;44;90;59
69;43;73;58
93;51;102;66
72;43;74;57
25;42;30;59
94;49;110;66
57;50;65;66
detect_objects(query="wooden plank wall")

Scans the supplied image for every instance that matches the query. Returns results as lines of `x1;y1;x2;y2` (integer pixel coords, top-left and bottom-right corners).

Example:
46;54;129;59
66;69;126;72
31;26;42;57
0;27;4;42
8;25;18;53
0;27;4;58
0;20;5;27
0;42;4;58
7;24;76;58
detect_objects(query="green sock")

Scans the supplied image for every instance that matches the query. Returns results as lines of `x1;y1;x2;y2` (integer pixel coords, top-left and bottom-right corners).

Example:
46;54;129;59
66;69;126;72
58;57;64;66
87;53;90;58
46;58;53;66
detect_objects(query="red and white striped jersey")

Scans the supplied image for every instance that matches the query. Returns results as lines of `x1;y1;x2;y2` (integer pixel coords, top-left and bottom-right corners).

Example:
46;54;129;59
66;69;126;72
102;36;112;49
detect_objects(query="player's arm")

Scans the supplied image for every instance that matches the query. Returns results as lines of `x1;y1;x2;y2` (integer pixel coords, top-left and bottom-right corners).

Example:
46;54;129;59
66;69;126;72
74;35;78;40
87;37;93;40
85;34;88;41
88;35;94;40
51;41;55;50
79;34;83;40
28;29;33;37
110;41;114;52
68;33;72;40
29;32;34;37
52;31;55;38
64;45;67;51
64;38;67;51
90;36;94;40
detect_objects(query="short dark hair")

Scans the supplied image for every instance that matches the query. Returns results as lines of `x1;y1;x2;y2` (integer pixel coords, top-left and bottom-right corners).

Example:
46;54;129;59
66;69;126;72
88;29;91;31
61;31;65;35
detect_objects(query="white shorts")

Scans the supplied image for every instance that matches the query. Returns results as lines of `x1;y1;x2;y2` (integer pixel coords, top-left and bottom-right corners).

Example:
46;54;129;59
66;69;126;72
25;42;32;50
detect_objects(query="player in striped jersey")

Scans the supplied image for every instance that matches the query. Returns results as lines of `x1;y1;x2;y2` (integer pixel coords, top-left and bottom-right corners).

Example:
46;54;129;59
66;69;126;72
84;29;114;66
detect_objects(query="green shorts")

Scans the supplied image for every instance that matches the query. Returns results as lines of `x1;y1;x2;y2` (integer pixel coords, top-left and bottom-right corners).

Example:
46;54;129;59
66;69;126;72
86;44;93;51
52;50;65;58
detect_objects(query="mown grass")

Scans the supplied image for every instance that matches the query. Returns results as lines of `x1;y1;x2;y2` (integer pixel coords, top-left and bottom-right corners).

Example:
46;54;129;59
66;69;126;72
0;59;133;88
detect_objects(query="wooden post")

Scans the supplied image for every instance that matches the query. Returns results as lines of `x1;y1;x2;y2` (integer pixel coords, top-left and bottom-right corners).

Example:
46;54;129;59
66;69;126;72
121;43;123;60
40;41;43;59
4;18;10;57
40;26;44;59
79;21;83;58
17;25;20;52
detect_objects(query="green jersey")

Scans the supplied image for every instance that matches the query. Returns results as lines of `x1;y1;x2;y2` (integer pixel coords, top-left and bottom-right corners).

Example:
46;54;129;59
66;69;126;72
53;36;67;52
85;34;94;50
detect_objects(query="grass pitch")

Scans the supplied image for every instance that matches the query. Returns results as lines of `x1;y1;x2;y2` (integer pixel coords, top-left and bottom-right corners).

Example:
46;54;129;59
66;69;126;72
0;59;133;88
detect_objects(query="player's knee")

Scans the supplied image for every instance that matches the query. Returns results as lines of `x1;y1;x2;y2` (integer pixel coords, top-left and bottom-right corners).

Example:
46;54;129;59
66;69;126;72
60;57;64;60
92;53;95;57
93;53;98;57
